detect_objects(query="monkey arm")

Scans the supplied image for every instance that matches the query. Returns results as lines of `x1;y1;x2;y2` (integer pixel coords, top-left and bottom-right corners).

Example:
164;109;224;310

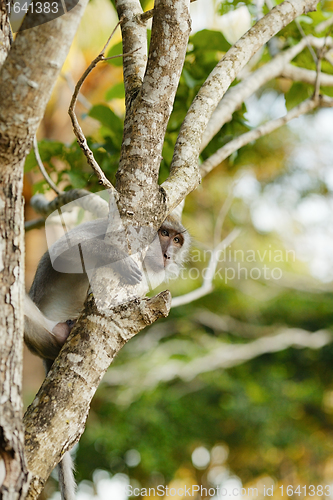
51;237;142;284
46;217;142;284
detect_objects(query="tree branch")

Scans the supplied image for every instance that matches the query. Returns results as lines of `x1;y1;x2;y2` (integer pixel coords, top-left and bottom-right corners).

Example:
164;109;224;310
24;218;46;232
0;3;11;68
194;310;276;338
178;328;332;381
115;0;191;226
201;35;333;151
201;39;313;151
315;15;333;33
33;136;62;195
104;327;332;402
281;63;333;85
24;291;171;497
0;1;89;496
68;25;123;191
115;0;147;109
162;0;320;211
138;0;197;22
172;229;241;308
200;95;333;177
0;0;88;165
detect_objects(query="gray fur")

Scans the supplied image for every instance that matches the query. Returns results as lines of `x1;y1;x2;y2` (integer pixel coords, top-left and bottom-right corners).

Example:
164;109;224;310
58;452;76;500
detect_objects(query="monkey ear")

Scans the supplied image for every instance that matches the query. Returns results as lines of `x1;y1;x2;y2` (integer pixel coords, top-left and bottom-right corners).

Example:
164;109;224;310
170;199;185;221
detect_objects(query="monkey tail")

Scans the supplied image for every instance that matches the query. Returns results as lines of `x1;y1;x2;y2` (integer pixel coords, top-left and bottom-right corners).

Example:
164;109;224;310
43;360;76;500
58;452;76;500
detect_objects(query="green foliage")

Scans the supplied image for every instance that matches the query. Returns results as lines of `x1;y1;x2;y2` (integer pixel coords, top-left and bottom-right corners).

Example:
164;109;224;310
76;308;333;485
88;104;123;143
24;132;122;192
106;41;124;67
190;29;230;53
285;82;314;110
25;141;65;172
218;0;254;15
105;82;125;101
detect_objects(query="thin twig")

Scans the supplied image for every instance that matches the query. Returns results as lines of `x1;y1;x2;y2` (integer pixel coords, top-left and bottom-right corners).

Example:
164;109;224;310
213;190;235;248
313;50;322;99
61;72;92;110
313;27;333;98
33;135;62;195
200;95;333;177
103;50;139;62
68;21;129;191
105;328;332;395
295;18;318;64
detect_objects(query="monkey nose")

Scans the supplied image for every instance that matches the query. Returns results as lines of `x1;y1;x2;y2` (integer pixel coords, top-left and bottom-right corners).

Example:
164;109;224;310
164;253;170;260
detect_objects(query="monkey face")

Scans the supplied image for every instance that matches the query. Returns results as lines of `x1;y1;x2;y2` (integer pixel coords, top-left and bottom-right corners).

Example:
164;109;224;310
159;227;185;266
142;223;187;282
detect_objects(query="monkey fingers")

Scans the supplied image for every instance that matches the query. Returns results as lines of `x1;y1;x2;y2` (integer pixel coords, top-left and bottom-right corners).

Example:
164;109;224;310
112;256;142;285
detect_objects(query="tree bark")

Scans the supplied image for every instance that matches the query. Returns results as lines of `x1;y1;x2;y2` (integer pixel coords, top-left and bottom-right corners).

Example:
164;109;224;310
0;1;88;497
116;0;191;225
23;292;171;498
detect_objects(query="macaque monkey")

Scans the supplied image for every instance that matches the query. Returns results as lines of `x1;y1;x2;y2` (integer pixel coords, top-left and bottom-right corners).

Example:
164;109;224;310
24;212;190;500
24;214;190;361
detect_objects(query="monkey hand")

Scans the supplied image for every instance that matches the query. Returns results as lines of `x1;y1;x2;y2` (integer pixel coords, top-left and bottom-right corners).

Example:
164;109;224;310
112;256;142;285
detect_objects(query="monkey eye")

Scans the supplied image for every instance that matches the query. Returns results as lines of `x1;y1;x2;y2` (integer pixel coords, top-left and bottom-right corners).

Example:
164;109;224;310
161;229;169;237
173;237;180;244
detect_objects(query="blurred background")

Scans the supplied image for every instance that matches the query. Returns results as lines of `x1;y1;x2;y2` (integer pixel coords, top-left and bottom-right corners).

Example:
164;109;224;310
22;0;333;498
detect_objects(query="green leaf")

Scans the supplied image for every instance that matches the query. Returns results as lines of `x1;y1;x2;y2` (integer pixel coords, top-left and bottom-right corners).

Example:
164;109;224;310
89;104;123;135
32;180;47;194
24;140;65;172
106;41;123;67
67;170;88;189
24;149;37;172
285;82;313;110
321;86;333;98
190;29;230;53
182;68;201;89
105;82;125;101
140;0;151;9
297;15;313;24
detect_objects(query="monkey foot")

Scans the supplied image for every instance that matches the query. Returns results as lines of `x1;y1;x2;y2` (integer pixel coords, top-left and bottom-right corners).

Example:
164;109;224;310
52;319;76;345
